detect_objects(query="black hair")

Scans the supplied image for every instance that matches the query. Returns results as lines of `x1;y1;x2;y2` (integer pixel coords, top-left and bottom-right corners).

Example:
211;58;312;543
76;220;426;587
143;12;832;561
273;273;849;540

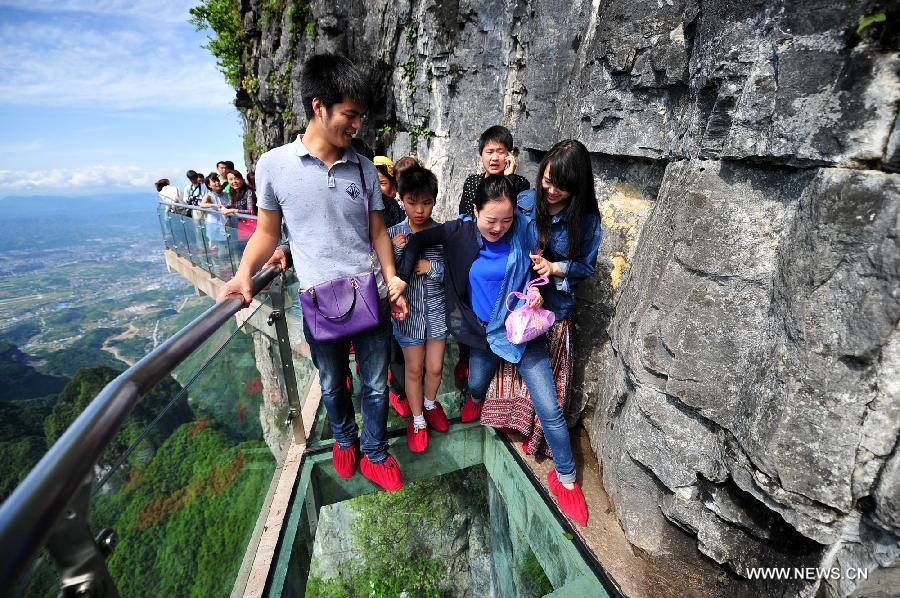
393;156;419;183
300;53;369;120
216;161;228;169
478;125;514;154
375;165;397;191
205;172;220;187
473;174;517;212
226;169;248;206
224;160;235;170
155;178;170;192
397;164;438;200
186;169;199;180
534;139;599;260
351;137;374;161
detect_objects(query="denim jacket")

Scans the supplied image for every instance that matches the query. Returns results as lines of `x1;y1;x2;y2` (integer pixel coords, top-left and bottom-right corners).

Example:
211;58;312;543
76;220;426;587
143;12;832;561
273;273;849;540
517;189;601;320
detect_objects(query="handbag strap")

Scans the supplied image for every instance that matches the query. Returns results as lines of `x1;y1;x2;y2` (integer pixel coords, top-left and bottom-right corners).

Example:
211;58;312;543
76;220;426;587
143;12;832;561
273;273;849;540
504;276;551;312
355;160;374;252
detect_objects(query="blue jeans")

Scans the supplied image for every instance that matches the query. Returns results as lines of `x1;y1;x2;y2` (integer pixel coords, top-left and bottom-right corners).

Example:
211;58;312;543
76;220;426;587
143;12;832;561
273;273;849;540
468;339;576;483
303;300;391;464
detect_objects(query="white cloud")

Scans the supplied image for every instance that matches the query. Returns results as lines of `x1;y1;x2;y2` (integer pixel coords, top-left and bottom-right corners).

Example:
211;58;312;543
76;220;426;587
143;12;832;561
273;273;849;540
0;5;236;110
0;139;47;153
0;0;192;24
0;165;156;190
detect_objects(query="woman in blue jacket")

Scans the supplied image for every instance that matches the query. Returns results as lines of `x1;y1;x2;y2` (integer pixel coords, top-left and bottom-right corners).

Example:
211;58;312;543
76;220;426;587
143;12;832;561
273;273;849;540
482;140;602;458
388;175;588;526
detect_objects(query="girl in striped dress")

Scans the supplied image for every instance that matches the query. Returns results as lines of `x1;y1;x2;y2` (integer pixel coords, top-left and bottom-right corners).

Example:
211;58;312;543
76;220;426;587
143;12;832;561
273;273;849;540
388;165;449;453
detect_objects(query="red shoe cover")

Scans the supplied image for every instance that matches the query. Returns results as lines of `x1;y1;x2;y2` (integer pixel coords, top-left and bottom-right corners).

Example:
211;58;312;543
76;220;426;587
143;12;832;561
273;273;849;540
389;391;412;417
548;470;588;526
423;402;450;432
332;440;359;478
521;441;534;455
345;372;353;392
388;370;393;384
361;454;404;491
459;396;483;423
406;420;429;453
454;360;469;385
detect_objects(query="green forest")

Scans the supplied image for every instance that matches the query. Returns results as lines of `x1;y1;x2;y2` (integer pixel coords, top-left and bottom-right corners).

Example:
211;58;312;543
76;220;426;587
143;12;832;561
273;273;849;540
4;325;276;597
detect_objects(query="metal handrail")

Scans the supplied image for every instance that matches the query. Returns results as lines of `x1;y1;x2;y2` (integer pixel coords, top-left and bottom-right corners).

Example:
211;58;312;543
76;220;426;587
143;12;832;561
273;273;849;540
0;264;282;589
160;200;259;220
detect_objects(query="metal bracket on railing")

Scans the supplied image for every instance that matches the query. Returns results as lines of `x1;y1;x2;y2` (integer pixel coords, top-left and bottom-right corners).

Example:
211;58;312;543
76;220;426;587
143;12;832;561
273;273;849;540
44;473;118;597
267;276;306;443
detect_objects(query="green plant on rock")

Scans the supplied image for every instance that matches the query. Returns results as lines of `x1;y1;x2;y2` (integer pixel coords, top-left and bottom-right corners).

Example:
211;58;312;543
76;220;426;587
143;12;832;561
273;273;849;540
190;0;246;87
280;108;294;124
404;25;417;45
376;123;397;136
259;0;286;26
402;54;417;96
305;21;317;42
857;11;886;35
408;125;434;154
243;132;265;156
288;0;311;44
242;74;260;94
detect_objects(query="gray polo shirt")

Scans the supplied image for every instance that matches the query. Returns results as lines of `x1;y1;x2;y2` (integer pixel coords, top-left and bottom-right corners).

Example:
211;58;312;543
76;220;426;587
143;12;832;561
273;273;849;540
256;138;385;294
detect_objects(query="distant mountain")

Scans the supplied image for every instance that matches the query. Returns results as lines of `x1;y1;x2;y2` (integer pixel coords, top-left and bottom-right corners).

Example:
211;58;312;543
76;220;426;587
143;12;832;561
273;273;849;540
0;193;158;220
0;341;68;402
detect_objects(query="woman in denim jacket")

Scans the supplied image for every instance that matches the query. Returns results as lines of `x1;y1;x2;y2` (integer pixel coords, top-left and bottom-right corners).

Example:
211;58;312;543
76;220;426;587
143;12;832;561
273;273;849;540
481;140;601;468
389;174;589;526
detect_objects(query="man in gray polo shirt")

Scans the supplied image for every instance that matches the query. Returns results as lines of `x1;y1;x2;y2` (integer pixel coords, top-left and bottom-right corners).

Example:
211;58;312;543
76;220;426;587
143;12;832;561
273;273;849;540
218;53;409;492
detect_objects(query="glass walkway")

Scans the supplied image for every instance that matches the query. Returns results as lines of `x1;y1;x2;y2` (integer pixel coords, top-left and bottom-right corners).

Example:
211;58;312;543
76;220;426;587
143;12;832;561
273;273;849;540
0;203;619;597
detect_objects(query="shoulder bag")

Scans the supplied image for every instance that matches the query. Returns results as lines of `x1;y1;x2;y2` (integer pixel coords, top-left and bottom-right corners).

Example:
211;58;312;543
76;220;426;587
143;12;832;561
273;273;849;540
299;161;380;341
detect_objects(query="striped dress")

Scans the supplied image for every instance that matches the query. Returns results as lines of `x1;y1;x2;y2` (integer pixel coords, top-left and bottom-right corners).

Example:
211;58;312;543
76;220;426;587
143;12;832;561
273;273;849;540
389;218;447;340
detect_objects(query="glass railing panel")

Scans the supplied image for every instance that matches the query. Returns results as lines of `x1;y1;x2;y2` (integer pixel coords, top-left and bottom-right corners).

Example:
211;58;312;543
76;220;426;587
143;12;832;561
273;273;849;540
13;551;59;597
202;212;236;280
157;203;175;249
77;303;294;597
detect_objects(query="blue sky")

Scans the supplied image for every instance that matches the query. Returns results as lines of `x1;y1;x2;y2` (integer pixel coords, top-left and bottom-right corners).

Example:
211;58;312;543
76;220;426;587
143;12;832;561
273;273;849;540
0;0;245;197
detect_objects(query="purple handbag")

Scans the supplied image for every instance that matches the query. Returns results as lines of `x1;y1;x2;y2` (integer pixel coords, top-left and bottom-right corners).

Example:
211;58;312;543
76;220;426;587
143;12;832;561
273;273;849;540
299;161;381;341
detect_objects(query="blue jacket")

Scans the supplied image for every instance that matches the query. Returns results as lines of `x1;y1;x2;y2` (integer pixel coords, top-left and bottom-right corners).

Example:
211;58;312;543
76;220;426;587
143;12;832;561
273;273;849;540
397;210;537;364
518;189;602;320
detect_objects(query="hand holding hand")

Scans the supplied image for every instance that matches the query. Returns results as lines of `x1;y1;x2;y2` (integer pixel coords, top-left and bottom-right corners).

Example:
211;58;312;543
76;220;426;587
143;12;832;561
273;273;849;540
390;294;409;321
392;232;407;248
387;276;408;302
264;248;287;271
415;259;431;276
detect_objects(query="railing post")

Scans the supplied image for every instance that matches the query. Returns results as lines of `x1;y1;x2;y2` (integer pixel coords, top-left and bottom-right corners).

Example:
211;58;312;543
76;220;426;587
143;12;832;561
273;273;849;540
44;472;119;597
224;226;238;279
164;210;178;253
267;275;305;443
195;216;215;276
178;212;195;263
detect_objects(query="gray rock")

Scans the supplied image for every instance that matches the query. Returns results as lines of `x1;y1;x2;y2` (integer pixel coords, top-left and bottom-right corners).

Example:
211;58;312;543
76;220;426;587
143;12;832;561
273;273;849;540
223;0;900;594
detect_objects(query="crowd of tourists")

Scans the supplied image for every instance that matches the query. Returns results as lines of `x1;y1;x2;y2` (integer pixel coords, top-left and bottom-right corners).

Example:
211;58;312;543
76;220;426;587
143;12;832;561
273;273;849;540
217;53;601;528
155;162;259;247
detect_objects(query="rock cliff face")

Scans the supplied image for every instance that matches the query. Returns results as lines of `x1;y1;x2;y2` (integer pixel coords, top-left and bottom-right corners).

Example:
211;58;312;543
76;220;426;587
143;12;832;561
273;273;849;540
225;0;899;594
